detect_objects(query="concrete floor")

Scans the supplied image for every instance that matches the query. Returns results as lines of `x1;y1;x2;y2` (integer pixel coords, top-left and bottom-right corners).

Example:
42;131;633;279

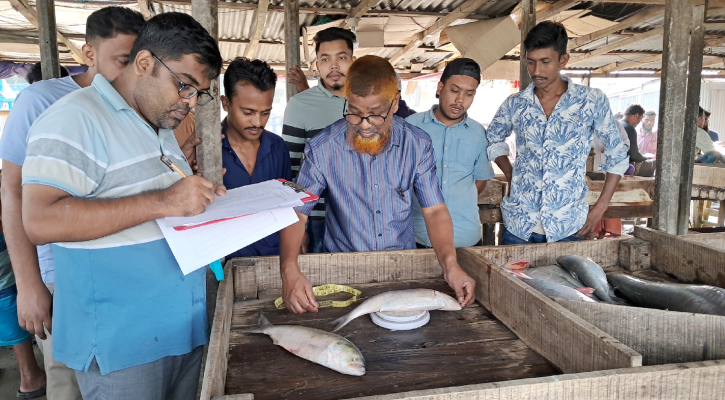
0;340;47;400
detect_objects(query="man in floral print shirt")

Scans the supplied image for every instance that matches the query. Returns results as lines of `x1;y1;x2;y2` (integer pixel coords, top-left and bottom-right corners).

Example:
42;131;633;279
486;21;629;245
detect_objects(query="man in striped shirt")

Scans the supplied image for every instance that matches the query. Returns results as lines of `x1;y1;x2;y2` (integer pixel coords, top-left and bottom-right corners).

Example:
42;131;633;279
279;55;476;315
282;27;356;254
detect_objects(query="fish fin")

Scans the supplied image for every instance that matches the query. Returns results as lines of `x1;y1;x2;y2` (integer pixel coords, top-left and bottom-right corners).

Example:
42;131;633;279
503;268;532;280
502;259;530;270
323;314;350;333
258;311;274;328
575;287;595;295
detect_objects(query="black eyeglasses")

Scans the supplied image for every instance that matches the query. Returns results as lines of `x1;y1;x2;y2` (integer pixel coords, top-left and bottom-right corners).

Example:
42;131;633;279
343;98;395;126
153;55;214;106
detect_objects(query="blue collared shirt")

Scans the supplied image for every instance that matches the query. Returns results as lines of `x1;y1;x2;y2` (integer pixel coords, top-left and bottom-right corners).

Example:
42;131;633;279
296;116;445;252
407;107;494;247
222;121;292;258
486;75;629;242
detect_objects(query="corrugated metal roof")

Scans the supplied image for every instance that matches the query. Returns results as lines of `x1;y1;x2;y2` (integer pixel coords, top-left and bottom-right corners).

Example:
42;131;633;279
0;0;723;74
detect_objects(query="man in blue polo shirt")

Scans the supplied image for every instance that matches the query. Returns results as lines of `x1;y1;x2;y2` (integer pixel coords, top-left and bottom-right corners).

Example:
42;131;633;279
221;57;291;258
407;58;494;248
21;13;225;400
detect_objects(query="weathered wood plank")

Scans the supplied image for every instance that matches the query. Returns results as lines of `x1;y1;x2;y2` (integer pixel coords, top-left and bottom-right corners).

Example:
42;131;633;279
555;298;725;365
680;231;725;250
519;0;536;89
634;226;725;287
201;261;235;400
678;2;708;234
348;360;725;400
234;250;443;299
618;237;651;272
284;0;300;100
477;179;504;205
653;0;692;233
36;0;59;80
693;164;725;188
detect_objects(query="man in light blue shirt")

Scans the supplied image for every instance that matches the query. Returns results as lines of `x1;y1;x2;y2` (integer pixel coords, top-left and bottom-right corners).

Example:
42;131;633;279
487;21;628;245
21;13;225;400
407;58;494;248
0;7;145;399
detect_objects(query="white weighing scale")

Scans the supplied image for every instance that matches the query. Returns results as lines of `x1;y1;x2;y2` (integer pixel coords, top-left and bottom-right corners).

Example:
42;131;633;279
370;310;430;330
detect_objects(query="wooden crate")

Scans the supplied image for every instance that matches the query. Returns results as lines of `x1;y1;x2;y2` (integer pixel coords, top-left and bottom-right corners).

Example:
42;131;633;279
203;238;694;400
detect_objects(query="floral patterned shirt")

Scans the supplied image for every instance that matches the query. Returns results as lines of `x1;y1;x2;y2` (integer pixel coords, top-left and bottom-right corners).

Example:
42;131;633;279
486;75;629;242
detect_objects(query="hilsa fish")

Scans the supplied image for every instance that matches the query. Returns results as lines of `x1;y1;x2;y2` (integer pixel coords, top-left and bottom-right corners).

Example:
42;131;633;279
502;261;595;302
608;273;725;316
243;312;366;376
557;255;618;303
329;289;462;332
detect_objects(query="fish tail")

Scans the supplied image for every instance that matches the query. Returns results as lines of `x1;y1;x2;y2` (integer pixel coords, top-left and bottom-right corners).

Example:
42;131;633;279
238;311;273;334
575;287;595;295
325;314;351;333
258;311;273;328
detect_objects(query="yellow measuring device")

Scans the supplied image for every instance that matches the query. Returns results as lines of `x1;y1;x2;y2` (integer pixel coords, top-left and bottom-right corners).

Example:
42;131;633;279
274;284;361;310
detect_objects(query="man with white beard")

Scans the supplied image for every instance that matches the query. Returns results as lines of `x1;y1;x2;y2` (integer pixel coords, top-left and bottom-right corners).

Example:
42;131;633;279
276;55;476;315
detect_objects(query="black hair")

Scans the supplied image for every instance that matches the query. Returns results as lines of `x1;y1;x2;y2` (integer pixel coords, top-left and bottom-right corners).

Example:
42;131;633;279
129;13;223;79
523;21;568;57
644;110;657;117
26;62;69;84
313;27;356;54
705;110;712;117
85;6;145;44
625;104;645;116
699;106;705;117
223;57;277;99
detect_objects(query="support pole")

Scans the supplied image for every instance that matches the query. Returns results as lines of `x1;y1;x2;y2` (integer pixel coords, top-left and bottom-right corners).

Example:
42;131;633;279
37;0;59;80
519;0;536;90
191;0;223;184
284;0;300;101
677;1;707;235
653;0;692;234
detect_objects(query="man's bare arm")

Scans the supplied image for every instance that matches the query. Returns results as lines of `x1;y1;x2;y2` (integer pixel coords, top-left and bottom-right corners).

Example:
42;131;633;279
1;163;52;338
494;156;513;195
279;211;318;314
421;203;475;307
576;172;621;237
23;176;225;245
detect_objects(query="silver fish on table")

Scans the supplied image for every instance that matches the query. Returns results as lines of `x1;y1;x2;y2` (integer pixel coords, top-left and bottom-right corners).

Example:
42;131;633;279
329;289;462;332
520;276;597;302
608;273;725;316
244;312;366;376
557;255;617;303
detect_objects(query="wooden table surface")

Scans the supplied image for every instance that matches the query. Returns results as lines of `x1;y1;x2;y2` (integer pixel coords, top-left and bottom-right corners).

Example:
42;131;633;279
224;279;558;400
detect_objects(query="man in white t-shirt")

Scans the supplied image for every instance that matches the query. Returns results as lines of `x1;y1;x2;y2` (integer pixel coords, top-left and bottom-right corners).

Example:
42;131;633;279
0;7;144;400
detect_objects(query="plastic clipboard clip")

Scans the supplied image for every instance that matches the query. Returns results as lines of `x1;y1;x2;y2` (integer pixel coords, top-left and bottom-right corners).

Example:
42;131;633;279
282;180;309;193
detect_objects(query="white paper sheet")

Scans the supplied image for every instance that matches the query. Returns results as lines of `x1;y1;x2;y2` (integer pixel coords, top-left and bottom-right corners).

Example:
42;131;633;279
164;180;307;228
157;207;299;275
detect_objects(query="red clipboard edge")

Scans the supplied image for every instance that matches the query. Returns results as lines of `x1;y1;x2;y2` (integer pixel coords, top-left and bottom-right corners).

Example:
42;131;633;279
275;178;320;202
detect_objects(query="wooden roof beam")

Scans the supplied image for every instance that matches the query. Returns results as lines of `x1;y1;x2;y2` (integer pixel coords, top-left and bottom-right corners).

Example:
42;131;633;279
243;0;269;58
568;5;665;50
568;26;664;65
388;0;491;66
536;0;583;22
595;54;662;73
7;0;84;64
339;0;382;29
138;0;155;20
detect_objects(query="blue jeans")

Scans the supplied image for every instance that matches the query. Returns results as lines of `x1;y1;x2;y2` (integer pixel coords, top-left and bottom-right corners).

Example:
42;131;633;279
501;227;583;245
306;218;326;253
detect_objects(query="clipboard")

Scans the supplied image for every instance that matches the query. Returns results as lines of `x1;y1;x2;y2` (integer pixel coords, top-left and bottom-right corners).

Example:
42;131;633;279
172;179;318;231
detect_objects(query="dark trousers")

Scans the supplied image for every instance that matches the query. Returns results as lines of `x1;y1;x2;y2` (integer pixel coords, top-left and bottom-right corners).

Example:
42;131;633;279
416;239;483;249
500;226;583;245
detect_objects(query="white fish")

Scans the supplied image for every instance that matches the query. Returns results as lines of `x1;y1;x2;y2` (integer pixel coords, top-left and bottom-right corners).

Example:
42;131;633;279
329;289;462;332
244;312;366;376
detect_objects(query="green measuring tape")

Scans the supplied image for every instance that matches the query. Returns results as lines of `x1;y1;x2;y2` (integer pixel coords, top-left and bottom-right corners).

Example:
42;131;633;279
274;284;362;310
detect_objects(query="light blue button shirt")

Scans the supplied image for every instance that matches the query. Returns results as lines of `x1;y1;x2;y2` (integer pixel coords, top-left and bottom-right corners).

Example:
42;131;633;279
23;75;207;374
486;75;629;243
407;107;495;247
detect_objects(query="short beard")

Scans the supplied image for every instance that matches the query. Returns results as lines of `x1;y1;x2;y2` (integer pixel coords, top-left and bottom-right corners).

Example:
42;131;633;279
347;125;391;155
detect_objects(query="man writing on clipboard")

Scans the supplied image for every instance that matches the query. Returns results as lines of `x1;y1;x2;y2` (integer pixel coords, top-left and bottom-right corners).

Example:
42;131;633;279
278;56;476;314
